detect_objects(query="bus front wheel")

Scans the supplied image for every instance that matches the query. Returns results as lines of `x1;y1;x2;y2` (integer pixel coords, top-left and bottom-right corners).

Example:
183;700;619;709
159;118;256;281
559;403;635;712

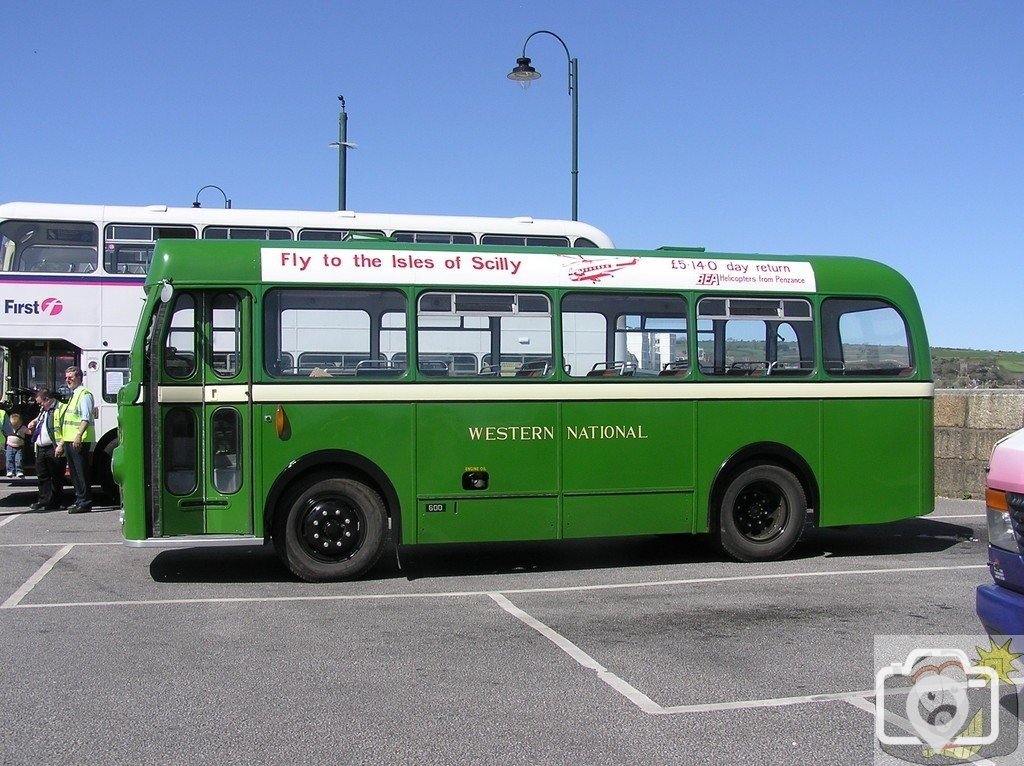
716;464;806;562
273;476;387;582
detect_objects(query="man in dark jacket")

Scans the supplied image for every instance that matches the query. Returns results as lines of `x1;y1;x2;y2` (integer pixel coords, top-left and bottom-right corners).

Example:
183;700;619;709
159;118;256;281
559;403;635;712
28;388;65;511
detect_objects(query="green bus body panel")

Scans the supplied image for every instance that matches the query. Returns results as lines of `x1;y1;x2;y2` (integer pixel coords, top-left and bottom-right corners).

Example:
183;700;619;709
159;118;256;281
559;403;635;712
694;400;822;531
113;403;147;540
416;402;559;495
256;402;415;539
821;398;930;525
418;498;558;544
116;239;935;550
561;401;695;493
563;493;693;538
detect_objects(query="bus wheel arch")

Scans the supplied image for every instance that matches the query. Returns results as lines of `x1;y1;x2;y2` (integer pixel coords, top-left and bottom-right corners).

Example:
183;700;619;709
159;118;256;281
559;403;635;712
708;443;818;561
263;450;401;546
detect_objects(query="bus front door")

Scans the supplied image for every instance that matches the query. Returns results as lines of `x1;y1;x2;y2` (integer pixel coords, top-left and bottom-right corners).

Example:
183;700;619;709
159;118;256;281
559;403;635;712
156;291;252;537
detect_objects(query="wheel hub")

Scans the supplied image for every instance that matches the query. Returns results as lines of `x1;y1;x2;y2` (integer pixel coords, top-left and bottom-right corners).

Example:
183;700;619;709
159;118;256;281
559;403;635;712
735;483;788;542
300;498;363;560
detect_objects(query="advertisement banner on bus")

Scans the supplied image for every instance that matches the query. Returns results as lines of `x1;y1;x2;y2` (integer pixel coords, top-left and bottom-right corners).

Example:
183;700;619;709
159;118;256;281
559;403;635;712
260;248;817;292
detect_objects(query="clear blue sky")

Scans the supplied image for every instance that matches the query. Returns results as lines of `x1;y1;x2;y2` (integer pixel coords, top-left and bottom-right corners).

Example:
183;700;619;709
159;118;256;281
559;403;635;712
2;1;1021;349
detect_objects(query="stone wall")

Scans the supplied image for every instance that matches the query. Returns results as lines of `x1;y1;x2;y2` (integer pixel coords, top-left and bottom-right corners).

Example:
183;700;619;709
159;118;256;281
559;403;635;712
935;390;1024;498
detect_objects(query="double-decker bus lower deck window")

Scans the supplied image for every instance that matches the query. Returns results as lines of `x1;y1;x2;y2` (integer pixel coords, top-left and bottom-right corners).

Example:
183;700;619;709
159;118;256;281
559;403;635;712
264;289;408;378
101;353;131;403
697;297;814;377
416;292;552;378
0;220;97;273
822;299;913;376
562;293;688;378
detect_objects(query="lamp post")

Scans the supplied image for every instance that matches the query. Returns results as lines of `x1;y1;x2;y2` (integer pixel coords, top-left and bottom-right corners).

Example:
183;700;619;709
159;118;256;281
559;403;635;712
507;30;578;221
192;185;231;209
329;95;358;210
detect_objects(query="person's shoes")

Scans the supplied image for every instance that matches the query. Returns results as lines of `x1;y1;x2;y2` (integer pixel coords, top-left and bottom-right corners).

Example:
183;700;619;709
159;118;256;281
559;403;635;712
4;473;12;479
67;504;91;514
29;502;46;511
16;473;24;479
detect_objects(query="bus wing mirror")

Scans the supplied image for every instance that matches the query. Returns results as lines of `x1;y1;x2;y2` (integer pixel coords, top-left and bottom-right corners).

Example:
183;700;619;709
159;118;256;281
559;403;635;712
159;281;174;304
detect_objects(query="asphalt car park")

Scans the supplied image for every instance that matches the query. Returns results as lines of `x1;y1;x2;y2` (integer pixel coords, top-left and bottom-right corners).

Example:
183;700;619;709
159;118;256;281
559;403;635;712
0;481;999;765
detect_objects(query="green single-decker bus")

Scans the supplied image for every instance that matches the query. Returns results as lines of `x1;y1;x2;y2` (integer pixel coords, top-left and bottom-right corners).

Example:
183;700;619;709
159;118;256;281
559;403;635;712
113;238;933;581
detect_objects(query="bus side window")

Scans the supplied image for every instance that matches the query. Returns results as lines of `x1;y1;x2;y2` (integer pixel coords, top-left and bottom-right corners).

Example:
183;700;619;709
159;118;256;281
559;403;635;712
416;292;552;378
821;299;913;377
163;294;197;380
102;352;131;403
263;288;408;379
562;293;688;378
697;297;814;378
0;220;98;273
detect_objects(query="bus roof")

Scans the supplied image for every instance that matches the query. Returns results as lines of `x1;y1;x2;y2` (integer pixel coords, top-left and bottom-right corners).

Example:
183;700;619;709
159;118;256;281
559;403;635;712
0;201;613;246
146;238;922;307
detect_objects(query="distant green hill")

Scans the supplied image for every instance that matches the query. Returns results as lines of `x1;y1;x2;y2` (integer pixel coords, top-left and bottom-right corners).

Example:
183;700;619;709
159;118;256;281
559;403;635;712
932;347;1024;388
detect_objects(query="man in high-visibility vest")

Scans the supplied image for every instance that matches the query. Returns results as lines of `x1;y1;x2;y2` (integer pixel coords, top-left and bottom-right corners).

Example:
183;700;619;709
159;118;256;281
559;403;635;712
55;366;95;513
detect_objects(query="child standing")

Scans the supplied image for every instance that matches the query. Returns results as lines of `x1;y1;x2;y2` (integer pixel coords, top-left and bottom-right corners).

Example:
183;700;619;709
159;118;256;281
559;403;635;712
5;412;28;479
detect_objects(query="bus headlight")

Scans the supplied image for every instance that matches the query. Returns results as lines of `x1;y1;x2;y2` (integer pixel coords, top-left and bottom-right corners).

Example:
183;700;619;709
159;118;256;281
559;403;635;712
986;488;1021;553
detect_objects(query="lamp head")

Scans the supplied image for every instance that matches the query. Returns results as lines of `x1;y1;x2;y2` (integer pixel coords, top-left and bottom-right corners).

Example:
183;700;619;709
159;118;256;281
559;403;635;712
507;57;541;90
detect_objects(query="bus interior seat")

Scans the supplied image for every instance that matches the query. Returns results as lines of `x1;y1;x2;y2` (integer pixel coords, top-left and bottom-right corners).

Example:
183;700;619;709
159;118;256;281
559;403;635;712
658;362;689;377
516;359;551;377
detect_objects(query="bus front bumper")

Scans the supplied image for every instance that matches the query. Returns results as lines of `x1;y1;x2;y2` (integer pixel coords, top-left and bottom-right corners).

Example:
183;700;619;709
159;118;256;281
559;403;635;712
976;583;1024;640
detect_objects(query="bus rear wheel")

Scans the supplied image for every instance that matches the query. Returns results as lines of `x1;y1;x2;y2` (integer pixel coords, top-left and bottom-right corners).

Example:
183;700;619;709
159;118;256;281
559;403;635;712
716;464;806;562
273;476;387;582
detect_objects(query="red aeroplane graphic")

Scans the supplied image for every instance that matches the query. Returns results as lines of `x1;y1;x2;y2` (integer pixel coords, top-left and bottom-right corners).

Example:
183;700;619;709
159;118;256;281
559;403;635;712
560;255;640;283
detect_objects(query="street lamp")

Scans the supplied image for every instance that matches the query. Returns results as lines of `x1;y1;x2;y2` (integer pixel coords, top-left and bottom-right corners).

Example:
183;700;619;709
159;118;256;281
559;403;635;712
192;185;231;209
329;95;359;210
507;30;578;221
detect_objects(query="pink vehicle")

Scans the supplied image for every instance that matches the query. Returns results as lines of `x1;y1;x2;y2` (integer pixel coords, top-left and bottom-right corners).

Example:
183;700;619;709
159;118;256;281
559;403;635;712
977;428;1024;638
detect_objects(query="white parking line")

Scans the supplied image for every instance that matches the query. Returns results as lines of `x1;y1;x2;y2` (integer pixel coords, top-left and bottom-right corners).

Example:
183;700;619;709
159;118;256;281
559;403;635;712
850;694;999;766
0;513;23;528
488;592;662;714
1;545;74;609
927;514;985;519
0;562;987;610
489;591;878;715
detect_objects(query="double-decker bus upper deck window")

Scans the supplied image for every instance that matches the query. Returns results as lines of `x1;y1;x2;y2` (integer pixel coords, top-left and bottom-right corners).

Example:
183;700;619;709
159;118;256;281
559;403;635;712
264;289;408;379
0;220;97;273
697;296;814;378
479;235;570;248
103;224;196;275
822;299;913;377
297;229;385;241
393;231;475;245
417;292;553;378
562;293;688;378
203;227;292;240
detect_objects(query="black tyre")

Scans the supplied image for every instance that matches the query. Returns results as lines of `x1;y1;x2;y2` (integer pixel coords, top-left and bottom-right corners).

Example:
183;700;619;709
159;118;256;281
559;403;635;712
273;476;387;582
716;464;806;562
94;438;120;504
